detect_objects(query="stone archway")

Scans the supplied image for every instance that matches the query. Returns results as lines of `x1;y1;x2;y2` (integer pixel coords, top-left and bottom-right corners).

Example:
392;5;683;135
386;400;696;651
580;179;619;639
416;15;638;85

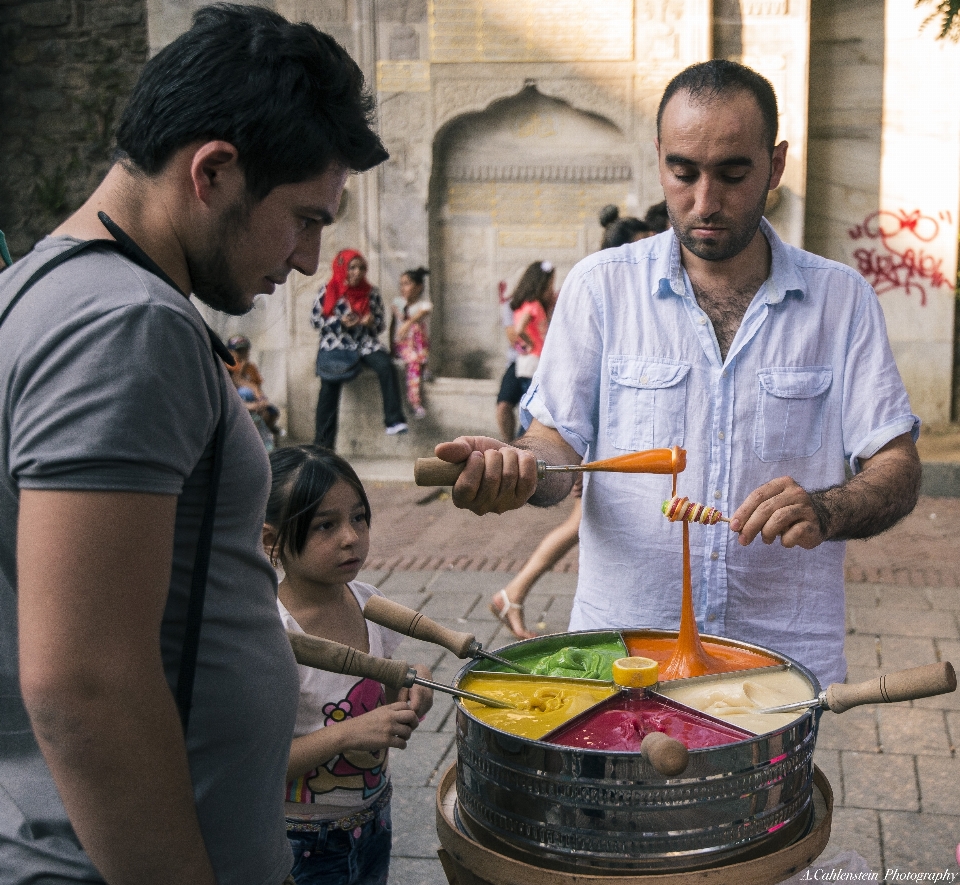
428;86;634;379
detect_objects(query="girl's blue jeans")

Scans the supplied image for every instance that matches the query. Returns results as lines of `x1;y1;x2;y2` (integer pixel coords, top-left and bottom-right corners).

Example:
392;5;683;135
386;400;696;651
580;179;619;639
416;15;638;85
287;803;392;885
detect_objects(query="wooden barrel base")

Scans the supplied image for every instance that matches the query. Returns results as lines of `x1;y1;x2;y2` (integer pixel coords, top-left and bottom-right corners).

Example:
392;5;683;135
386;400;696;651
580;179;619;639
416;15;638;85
436;763;833;885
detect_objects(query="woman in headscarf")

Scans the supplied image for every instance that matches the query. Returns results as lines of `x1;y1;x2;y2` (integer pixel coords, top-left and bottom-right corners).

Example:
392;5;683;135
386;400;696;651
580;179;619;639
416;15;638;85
311;249;408;448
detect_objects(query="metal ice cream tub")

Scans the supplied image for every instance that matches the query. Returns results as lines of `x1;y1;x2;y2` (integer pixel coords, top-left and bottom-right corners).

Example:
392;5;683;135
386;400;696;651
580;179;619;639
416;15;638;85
452;629;822;873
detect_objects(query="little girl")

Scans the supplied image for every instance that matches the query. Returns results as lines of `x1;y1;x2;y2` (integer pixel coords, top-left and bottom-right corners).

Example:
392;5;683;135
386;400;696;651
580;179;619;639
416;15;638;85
390;266;431;419
510;260;555;396
263;445;433;885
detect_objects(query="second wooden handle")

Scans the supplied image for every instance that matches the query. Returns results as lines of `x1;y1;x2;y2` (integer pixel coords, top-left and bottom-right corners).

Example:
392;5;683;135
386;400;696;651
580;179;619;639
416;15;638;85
414;457;465;486
363;596;476;658
825;661;957;713
640;731;689;777
287;630;412;690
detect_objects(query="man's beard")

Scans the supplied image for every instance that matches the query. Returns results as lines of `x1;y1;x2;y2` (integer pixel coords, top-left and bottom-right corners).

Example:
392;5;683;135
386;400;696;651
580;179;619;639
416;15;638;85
187;198;253;316
668;185;769;263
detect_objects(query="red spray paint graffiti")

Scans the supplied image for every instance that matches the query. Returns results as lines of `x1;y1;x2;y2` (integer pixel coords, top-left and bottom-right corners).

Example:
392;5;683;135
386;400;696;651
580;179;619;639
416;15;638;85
847;209;954;306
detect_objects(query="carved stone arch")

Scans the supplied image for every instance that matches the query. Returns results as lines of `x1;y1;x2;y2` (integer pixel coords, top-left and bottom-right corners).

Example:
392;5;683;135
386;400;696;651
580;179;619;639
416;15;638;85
430;76;632;138
427;85;636;379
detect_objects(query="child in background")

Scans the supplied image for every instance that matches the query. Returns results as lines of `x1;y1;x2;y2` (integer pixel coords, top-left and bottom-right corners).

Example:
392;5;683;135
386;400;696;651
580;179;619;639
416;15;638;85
390;267;431;419
262;446;433;885
510;260;555;397
495;279;523;441
227;335;281;437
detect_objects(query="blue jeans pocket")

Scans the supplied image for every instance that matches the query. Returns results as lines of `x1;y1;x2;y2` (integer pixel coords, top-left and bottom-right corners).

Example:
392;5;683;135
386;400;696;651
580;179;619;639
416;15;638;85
288;806;392;885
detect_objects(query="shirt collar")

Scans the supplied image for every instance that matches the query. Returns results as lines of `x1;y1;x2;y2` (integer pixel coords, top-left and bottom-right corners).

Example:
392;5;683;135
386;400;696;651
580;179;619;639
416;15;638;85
656;217;806;303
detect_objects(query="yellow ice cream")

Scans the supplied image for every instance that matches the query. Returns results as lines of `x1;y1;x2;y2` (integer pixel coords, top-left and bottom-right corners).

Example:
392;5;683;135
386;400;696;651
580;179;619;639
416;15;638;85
659;668;814;734
458;674;616;740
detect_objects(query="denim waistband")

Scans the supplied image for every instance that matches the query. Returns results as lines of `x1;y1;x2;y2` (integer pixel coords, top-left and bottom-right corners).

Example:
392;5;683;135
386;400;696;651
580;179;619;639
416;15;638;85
286;782;392;833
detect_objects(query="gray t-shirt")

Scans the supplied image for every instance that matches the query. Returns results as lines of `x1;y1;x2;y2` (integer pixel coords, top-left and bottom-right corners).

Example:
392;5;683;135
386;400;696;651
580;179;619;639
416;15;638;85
0;237;300;885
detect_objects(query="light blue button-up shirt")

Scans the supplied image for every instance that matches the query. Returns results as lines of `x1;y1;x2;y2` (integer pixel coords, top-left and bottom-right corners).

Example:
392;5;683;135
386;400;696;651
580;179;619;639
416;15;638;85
522;220;918;686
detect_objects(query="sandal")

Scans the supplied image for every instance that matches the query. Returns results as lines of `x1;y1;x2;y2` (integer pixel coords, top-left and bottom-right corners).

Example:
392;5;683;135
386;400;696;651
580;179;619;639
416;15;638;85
490;589;537;640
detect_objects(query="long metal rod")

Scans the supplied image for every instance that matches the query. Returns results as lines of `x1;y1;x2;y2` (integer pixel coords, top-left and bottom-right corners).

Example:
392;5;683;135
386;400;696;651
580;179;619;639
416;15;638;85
475;648;530;674
413;676;515;709
755;696;825;715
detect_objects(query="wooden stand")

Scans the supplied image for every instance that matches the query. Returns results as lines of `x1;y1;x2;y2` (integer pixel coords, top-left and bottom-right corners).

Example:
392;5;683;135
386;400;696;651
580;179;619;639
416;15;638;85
435;763;833;885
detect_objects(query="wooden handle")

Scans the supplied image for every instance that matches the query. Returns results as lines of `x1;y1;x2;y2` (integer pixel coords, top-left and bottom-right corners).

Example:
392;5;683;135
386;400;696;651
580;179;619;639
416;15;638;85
640;731;689;777
363;596;476;658
414;457;464;486
825;661;957;714
287;630;412;690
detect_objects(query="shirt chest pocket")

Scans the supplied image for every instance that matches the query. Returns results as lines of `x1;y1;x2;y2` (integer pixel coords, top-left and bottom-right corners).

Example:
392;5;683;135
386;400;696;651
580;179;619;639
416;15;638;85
754;367;832;462
606;358;691;451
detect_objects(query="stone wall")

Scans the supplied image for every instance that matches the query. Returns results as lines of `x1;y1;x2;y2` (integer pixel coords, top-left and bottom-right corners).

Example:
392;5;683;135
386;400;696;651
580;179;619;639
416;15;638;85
804;0;884;264
804;0;960;424
0;0;148;259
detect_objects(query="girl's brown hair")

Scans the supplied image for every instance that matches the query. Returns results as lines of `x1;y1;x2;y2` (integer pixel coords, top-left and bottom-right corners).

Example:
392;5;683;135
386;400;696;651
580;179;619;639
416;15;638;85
508;261;555;311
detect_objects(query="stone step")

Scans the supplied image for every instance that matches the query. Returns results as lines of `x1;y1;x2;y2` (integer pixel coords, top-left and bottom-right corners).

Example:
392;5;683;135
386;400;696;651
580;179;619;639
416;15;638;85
334;373;502;461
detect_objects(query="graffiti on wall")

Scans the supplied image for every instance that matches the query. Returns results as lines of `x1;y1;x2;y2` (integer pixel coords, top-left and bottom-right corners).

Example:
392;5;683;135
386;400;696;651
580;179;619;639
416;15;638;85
847;209;955;306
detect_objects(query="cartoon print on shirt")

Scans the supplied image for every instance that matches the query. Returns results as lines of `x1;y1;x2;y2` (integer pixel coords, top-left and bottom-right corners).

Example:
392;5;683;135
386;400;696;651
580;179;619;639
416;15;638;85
305;678;387;799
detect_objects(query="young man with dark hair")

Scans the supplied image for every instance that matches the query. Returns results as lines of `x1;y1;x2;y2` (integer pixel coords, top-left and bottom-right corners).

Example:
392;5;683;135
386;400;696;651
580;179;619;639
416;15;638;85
433;59;921;690
0;5;386;884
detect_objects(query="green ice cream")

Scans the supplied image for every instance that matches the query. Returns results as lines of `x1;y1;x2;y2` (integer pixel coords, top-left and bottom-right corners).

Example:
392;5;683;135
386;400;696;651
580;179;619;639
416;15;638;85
528;646;623;680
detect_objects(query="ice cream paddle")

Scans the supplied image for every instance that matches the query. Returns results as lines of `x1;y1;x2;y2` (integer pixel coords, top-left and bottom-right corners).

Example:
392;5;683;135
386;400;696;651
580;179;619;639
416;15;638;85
414;446;686;487
287;630;516;709
363;596;530;674
755;662;956;715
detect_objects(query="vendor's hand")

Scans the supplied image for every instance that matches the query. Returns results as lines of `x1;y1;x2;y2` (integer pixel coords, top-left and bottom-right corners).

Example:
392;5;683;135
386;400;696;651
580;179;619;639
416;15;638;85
342;311;360;328
398;664;434;720
360;312;374;327
730;477;825;549
434;436;538;516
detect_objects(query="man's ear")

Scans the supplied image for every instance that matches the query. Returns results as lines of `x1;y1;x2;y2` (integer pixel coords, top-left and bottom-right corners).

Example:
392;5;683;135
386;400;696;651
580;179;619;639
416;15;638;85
769;140;788;190
189;141;243;206
262;523;280;564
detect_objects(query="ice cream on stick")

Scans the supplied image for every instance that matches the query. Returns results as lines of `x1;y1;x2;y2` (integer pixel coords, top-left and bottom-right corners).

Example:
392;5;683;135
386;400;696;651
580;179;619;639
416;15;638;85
662;495;730;526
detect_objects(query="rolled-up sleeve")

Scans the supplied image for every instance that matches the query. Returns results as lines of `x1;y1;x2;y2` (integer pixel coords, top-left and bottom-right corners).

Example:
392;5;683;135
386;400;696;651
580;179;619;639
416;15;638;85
840;279;920;472
520;264;604;458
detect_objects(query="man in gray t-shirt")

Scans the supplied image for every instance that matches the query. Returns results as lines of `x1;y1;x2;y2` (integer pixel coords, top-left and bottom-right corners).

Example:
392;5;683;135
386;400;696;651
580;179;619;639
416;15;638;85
0;7;387;885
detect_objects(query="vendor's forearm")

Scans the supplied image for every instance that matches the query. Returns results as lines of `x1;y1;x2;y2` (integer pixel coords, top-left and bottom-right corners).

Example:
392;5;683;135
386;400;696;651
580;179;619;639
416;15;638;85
809;433;921;541
27;673;217;885
514;422;579;508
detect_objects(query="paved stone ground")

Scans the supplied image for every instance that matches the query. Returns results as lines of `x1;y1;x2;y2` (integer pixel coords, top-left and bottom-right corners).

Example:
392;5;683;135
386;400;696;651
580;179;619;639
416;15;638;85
354;478;960;884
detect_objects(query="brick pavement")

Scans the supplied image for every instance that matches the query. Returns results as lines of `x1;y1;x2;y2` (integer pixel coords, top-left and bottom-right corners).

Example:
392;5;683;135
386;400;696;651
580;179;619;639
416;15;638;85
356;478;960;884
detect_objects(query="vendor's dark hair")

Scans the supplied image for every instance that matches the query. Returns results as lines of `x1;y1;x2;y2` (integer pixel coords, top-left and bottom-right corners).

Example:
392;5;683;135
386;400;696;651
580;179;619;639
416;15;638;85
599;205;652;249
403;266;429;286
266;445;371;560
657;59;778;152
115;3;388;201
509;261;555;311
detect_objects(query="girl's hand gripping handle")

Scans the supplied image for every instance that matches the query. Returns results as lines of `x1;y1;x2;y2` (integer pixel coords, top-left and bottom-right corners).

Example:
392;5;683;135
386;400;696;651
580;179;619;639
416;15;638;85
363;596;475;658
287;630;413;691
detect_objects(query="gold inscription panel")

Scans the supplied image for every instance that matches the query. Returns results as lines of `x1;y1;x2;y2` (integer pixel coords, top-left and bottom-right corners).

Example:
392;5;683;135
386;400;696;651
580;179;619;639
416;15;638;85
377;61;431;93
447;181;629;225
429;0;634;63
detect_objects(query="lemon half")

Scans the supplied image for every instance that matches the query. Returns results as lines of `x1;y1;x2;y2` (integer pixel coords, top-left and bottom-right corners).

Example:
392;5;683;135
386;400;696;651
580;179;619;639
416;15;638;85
612;656;659;688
